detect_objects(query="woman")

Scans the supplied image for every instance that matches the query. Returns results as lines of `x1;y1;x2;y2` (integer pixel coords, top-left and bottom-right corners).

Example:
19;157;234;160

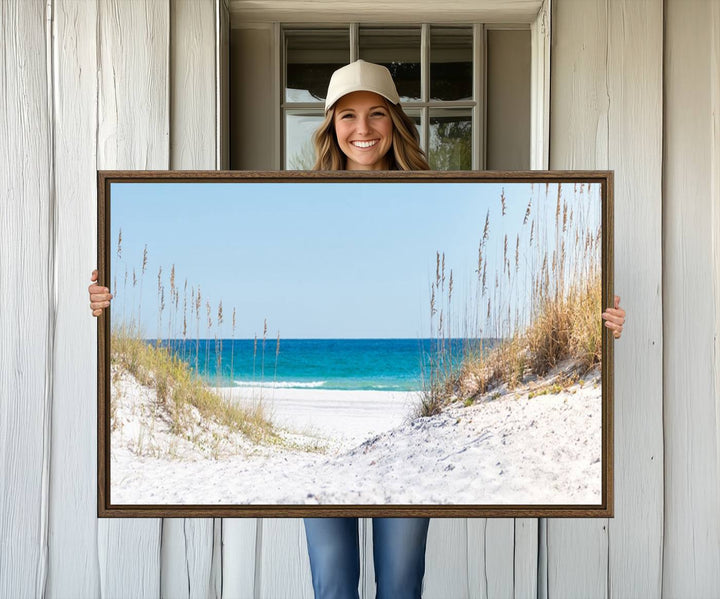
302;60;433;599
88;60;627;599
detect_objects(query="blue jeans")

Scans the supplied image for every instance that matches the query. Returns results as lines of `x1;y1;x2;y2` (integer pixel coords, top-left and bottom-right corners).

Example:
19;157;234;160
303;517;430;599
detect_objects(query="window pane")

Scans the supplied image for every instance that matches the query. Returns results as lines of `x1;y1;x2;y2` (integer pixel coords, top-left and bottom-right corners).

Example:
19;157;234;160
286;30;349;103
359;28;421;102
430;27;473;101
402;109;423;148
285;112;324;169
429;109;472;170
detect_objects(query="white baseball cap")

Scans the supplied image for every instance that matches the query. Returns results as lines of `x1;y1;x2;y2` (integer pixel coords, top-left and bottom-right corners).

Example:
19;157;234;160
324;60;400;112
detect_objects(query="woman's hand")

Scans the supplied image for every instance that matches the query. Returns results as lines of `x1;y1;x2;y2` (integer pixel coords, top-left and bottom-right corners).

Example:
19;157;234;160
601;295;625;339
89;269;113;317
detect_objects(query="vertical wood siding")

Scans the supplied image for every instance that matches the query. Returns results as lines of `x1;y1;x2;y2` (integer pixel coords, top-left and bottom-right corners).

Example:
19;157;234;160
549;1;664;598
548;2;610;593
605;1;664;596
663;0;720;595
2;0;719;597
0;1;52;597
258;519;314;597
95;0;169;594
47;0;101;597
222;519;259;597
424;519;472;598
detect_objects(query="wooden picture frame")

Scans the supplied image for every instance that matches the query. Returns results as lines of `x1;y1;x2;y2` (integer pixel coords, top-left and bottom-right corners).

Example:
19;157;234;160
97;170;613;518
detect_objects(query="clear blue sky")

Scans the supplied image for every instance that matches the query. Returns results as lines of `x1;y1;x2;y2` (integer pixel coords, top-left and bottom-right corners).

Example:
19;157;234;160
109;181;600;339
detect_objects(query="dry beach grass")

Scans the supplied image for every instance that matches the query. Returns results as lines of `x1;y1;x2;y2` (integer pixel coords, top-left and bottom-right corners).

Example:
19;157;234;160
418;182;602;416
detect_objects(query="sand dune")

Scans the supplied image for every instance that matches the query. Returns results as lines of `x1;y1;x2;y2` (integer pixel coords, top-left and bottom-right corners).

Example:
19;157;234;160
110;368;602;506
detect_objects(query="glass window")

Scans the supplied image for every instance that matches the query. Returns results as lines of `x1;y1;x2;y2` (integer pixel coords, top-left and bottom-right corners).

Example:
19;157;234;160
285;112;324;170
430;27;473;101
281;25;528;172
285;30;350;102
428;109;472;170
403;109;423;147
359;28;422;102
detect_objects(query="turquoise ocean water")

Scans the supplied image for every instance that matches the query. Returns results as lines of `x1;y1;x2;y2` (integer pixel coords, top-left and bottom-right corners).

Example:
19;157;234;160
153;338;493;392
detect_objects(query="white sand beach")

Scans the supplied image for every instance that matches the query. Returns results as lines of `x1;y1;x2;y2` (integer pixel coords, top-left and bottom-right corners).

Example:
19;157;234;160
110;366;602;506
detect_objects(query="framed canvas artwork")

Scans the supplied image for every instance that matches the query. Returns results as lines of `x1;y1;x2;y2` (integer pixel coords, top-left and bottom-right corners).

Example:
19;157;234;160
97;170;614;518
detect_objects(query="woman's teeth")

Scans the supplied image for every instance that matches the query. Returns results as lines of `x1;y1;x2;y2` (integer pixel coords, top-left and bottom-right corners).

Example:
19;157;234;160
351;140;378;148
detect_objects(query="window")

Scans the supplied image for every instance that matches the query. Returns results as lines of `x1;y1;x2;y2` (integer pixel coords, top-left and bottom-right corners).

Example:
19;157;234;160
228;23;530;171
283;25;479;170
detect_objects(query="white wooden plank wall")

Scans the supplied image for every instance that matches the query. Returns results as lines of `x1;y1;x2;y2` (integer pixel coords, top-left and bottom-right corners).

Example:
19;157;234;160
0;1;53;598
258;519;314;597
95;0;168;595
47;0;101;597
2;0;720;597
222;519;258;597
663;0;720;595
605;1;664;596
424;519;473;598
548;2;611;594
548;1;664;598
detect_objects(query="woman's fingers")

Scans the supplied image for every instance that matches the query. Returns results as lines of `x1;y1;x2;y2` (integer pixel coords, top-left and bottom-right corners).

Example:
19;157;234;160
601;309;624;325
603;320;622;339
89;270;112;316
601;296;625;339
89;287;112;300
602;313;623;339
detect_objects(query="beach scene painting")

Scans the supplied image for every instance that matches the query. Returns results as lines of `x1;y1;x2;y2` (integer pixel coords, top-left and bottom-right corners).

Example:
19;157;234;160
100;173;612;515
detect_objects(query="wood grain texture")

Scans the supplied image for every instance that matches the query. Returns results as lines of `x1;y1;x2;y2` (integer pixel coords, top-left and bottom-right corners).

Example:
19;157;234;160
96;0;169;594
547;522;607;598
468;519;516;599
424;519;470;599
162;1;220;597
663;0;720;595
0;1;52;597
161;520;217;599
170;0;216;171
513;519;539;599
222;519;258;597
98;520;161;599
257;519;314;598
46;1;101;597
547;0;610;595
605;0;663;596
96;0;169;170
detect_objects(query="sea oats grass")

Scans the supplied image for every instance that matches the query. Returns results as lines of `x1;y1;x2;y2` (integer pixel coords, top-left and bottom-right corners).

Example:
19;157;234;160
418;182;602;415
111;327;276;444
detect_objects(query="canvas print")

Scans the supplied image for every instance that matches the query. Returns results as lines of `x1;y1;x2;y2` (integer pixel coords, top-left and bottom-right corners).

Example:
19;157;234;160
99;172;612;517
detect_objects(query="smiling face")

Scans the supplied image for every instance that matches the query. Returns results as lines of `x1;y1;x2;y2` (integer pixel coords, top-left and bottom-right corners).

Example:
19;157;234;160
333;91;394;170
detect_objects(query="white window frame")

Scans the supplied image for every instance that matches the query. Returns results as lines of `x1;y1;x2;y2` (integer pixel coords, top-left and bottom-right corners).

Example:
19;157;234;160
281;23;491;170
237;1;551;171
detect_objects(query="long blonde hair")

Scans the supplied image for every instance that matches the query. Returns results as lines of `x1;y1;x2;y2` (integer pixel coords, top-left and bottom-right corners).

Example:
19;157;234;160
312;100;430;171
